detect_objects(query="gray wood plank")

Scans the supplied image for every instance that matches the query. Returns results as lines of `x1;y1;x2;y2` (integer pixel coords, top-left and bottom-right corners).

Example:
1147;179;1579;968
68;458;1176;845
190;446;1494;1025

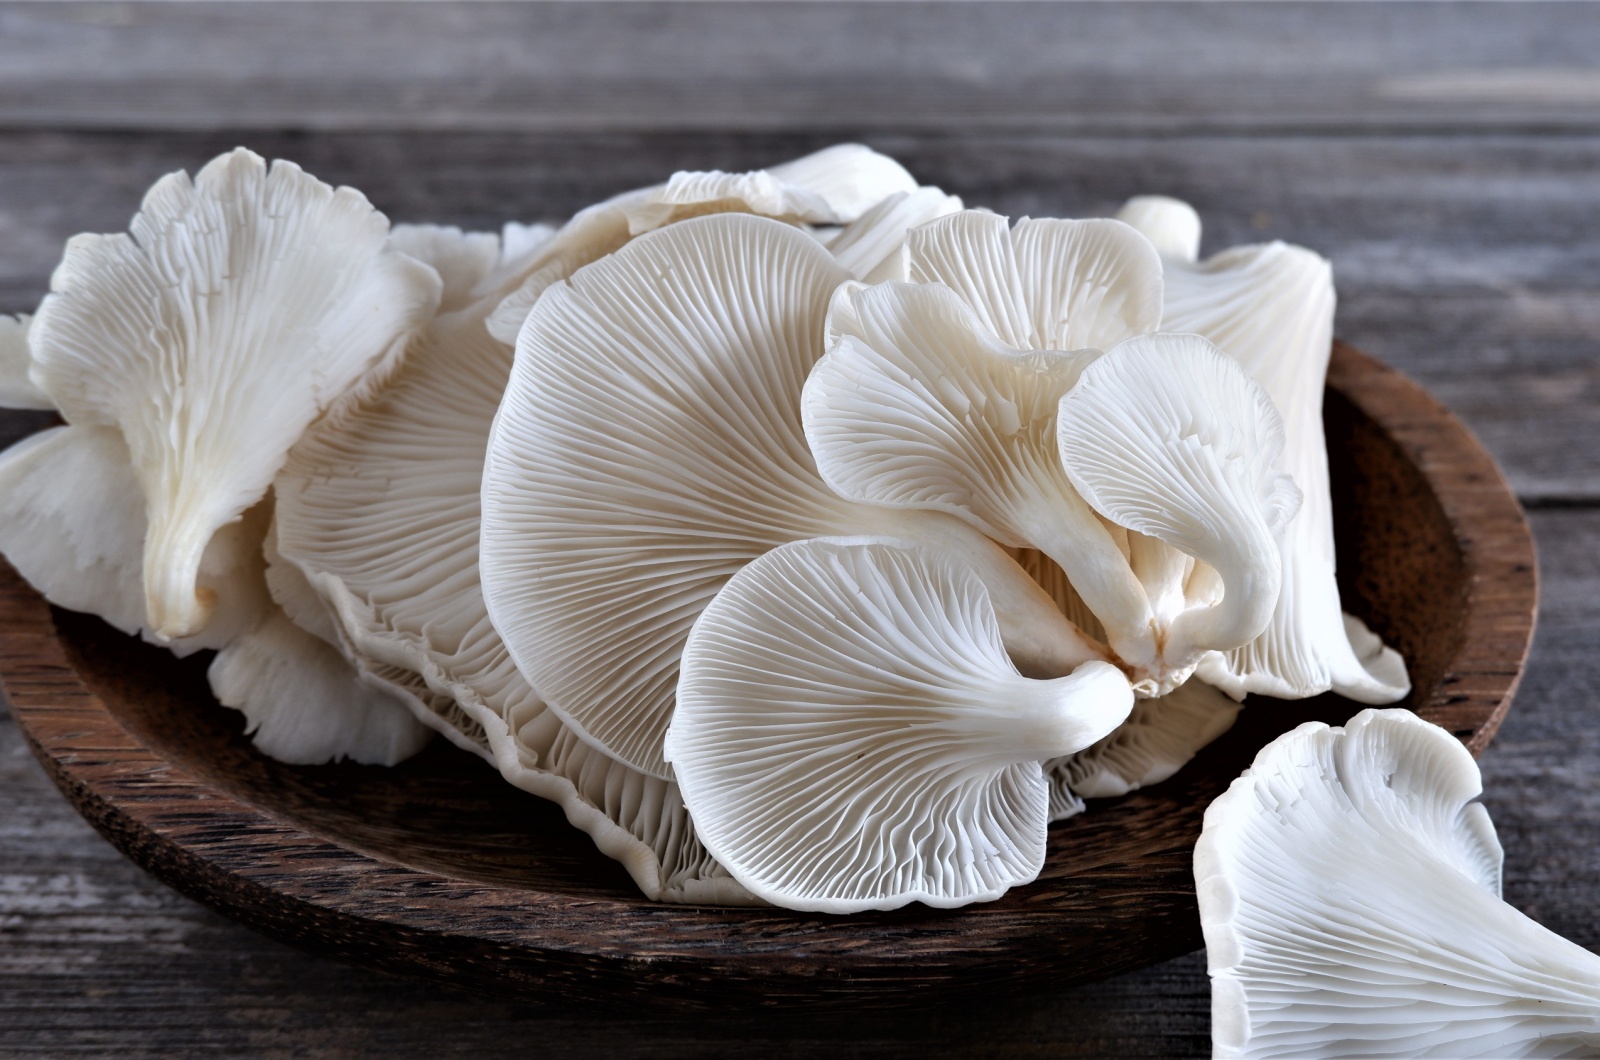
0;129;1595;500
1;506;1594;1058
2;3;1600;134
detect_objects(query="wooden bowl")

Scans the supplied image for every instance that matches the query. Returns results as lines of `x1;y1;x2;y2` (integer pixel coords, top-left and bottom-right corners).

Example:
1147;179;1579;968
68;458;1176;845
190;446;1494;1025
0;342;1536;1010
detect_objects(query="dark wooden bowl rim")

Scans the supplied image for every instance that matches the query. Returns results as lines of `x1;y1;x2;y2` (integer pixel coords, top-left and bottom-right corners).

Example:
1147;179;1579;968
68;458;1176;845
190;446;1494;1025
0;342;1537;1009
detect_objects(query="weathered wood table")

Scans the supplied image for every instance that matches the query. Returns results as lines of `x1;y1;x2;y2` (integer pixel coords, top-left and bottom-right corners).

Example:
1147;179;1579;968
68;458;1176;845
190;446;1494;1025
1;4;1597;1056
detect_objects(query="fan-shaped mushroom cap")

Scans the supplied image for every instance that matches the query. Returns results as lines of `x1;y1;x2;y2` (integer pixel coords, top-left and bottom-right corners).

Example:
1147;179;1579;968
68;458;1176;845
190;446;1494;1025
1198;708;1600;1058
0;315;52;410
0;425;268;655
273;303;752;904
207;607;434;767
29;147;441;641
1117;196;1409;705
904;210;1163;352
389;222;557;313
764;143;920;219
1059;333;1301;668
666;537;1133;913
484;143;923;345
482;212;1107;779
1045;676;1240;818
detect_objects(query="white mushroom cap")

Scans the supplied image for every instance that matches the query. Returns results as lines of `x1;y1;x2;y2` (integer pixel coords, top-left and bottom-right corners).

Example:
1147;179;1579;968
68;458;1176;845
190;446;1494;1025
1058;333;1302;666
0;424;268;656
1045;676;1240;816
1116;195;1409;704
484;143;922;345
1198;708;1600;1058
273;302;752;904
207;606;434;767
666;537;1133;913
905;210;1163;352
389;222;556;313
0;315;52;410
482;212;1106;780
760;143;920;221
30;147;441;640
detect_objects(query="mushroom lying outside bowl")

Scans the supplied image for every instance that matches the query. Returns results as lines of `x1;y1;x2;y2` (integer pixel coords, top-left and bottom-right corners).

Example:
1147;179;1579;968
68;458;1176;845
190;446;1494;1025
0;339;1535;1008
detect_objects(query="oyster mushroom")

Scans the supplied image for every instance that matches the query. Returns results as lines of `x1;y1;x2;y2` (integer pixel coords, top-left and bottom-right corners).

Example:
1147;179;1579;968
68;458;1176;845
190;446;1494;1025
29;147;441;640
899;212;1204;668
665;536;1133;913
208;605;434;767
806;277;1146;670
1116;195;1408;704
808;210;1189;691
809;223;1296;691
481;212;1107;779
901;210;1163;352
1198;708;1600;1057
0;315;52;410
1057;333;1302;678
273;298;752;903
485;143;925;344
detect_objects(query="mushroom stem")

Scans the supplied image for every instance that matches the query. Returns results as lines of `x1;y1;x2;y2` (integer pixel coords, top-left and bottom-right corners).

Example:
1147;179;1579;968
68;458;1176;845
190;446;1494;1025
887;512;1111;678
962;660;1134;763
143;509;218;640
1166;516;1282;663
1114;196;1201;263
1012;499;1163;684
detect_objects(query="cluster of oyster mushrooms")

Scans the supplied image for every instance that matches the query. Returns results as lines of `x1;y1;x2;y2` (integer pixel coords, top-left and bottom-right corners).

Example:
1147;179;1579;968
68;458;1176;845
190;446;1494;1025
0;143;1417;908
4;143;1598;1053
